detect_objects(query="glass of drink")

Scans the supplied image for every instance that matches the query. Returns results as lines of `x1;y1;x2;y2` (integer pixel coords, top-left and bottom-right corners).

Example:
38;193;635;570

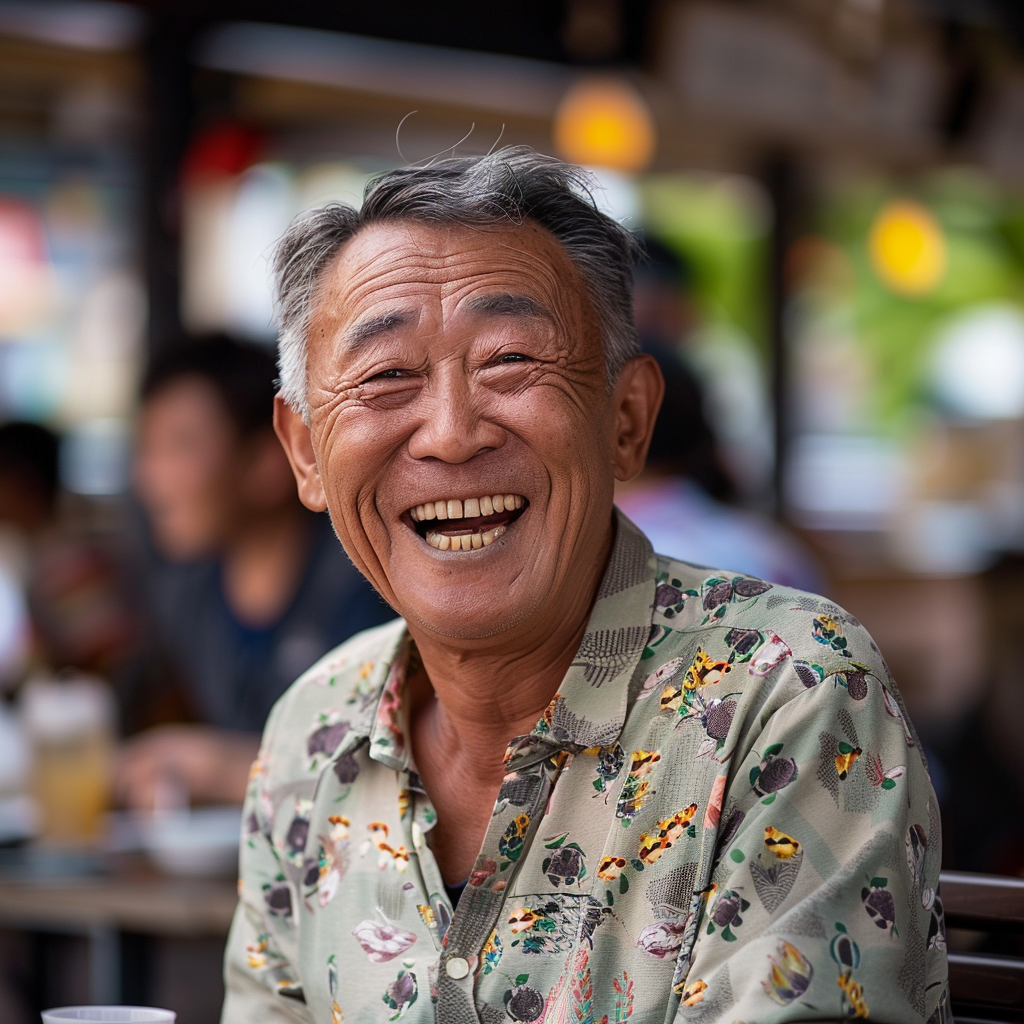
22;675;115;844
42;1008;175;1023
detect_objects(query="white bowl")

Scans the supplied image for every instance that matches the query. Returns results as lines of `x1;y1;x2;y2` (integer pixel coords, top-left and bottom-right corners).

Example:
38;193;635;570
42;1007;175;1023
141;807;241;877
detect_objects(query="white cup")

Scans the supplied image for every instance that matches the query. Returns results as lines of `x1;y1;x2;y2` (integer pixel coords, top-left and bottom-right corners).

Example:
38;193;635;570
41;1008;175;1023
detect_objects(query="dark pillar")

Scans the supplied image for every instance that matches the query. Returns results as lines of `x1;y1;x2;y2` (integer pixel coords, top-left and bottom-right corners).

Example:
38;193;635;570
139;10;198;357
761;153;804;519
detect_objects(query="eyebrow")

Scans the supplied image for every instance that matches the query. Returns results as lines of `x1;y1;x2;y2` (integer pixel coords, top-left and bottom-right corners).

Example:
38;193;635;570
464;293;550;319
342;310;415;349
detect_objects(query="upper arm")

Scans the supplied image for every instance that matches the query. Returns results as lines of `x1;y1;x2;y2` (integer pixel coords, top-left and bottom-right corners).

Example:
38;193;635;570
675;621;948;1023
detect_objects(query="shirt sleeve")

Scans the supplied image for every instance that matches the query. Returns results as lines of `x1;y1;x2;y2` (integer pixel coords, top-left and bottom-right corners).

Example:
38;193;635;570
221;703;316;1024
674;619;948;1024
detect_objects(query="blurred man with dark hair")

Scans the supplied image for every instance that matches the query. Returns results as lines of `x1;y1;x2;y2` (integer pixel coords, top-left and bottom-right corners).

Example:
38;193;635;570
617;237;822;590
117;335;394;808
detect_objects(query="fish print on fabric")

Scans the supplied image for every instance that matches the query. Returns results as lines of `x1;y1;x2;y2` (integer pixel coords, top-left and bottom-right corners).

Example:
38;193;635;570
222;513;948;1024
831;922;870;1018
750;826;803;913
615;749;660;826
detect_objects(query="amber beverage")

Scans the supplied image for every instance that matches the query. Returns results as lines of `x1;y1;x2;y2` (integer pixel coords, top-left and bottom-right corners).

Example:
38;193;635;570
22;676;115;844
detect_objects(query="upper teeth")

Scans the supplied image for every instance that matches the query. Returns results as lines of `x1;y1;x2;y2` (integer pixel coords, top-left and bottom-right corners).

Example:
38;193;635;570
409;494;525;522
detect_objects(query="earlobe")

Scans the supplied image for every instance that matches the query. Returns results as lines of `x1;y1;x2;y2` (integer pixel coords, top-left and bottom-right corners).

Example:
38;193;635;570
612;355;664;482
273;396;328;512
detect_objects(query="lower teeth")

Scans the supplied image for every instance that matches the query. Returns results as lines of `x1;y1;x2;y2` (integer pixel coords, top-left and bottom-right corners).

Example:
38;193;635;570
425;525;506;551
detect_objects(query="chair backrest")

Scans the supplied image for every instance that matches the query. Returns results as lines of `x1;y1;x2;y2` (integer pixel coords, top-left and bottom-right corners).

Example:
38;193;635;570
939;871;1024;1023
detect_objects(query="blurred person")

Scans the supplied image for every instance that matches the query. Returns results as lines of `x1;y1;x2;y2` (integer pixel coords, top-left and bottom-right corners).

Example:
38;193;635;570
0;422;138;682
0;423;138;1024
616;344;823;590
118;336;394;809
618;238;823;591
222;150;946;1023
631;235;699;356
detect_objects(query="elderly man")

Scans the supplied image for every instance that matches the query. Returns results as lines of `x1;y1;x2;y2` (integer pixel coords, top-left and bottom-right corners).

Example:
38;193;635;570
223;149;947;1024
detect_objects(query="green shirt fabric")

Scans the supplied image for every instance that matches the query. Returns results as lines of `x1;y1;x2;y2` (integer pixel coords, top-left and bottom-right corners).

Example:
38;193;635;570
222;512;949;1024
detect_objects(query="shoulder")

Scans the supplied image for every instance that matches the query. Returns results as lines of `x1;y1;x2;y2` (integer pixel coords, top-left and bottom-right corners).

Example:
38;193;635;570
258;618;407;770
654;552;881;662
644;554;909;741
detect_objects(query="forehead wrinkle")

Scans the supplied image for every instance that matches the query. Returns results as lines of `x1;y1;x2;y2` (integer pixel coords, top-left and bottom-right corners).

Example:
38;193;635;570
317;221;592;356
463;293;551;320
342;309;417;351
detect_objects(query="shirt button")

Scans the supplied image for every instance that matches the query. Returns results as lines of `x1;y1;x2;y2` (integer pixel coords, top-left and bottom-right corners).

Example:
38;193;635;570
445;957;470;980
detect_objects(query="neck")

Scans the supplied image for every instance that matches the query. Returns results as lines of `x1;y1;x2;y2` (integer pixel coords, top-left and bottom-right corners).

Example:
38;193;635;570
406;522;613;776
221;504;310;627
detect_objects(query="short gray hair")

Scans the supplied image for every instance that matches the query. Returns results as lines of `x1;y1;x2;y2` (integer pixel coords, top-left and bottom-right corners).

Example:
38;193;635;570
273;147;640;421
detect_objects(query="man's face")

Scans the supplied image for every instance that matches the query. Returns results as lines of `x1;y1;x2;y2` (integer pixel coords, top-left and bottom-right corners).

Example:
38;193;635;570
290;220;628;642
134;378;241;559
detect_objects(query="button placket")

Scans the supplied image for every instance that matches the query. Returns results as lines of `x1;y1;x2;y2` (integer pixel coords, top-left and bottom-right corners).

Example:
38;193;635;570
435;753;567;1021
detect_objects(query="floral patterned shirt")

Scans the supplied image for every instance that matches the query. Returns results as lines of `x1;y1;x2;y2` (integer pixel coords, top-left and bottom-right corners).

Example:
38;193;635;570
222;512;948;1024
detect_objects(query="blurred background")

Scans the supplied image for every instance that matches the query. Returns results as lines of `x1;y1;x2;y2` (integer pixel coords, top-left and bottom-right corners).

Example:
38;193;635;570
1;0;1023;1018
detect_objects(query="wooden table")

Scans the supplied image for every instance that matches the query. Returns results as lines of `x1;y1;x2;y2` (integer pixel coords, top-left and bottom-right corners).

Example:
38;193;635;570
0;869;237;938
0;852;237;1009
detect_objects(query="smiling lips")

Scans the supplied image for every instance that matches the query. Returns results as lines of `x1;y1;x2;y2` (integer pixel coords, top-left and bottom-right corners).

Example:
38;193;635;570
408;493;527;552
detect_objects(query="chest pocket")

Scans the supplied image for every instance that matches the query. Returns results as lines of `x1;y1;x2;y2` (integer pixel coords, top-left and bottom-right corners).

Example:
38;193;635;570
506;751;604;900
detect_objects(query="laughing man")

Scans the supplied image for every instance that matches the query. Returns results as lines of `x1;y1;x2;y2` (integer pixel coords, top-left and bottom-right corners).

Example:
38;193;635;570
222;149;948;1024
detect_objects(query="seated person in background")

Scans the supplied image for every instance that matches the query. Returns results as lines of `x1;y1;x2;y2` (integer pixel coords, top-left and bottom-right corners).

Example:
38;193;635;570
618;237;822;591
117;336;394;809
616;343;823;591
223;150;947;1023
0;421;139;685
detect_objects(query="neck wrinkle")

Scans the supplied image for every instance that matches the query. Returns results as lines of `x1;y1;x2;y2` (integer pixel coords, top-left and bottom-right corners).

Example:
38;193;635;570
405;520;612;765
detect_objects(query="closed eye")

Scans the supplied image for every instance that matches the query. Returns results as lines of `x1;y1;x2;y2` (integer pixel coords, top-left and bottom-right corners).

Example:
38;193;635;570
365;368;413;382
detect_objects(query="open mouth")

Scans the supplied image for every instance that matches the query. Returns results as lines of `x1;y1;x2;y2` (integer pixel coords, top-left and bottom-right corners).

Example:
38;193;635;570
407;493;528;552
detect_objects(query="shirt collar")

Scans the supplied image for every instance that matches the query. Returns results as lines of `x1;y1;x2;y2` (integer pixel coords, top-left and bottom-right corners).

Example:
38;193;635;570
355;510;656;774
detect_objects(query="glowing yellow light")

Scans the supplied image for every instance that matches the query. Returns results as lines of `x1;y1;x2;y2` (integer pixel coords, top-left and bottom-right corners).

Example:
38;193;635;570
868;200;946;297
553;77;655;173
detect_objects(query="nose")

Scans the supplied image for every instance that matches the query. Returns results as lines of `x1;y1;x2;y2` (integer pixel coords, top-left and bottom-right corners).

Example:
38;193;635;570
406;369;505;464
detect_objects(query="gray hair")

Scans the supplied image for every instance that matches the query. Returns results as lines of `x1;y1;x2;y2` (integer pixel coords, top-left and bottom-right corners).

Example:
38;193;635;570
273;147;640;421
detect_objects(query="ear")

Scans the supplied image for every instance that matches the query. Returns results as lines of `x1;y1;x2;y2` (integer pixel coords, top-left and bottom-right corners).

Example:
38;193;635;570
610;354;664;483
273;396;327;512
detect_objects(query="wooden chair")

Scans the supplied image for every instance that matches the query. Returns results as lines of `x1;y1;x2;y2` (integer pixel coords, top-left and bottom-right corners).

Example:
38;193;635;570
940;871;1024;1023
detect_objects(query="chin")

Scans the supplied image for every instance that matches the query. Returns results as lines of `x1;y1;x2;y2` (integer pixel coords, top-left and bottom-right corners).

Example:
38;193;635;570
399;581;539;644
407;610;527;643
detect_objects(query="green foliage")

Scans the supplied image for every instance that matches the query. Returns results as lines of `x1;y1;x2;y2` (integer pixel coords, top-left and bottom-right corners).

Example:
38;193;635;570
811;169;1024;430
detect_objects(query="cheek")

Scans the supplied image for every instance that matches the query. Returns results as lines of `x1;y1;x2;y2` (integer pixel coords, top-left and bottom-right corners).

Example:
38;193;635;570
316;420;398;538
514;389;612;479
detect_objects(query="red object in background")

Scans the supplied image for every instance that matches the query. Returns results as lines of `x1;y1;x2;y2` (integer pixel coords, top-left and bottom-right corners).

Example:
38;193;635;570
181;123;263;183
0;198;47;263
30;534;140;673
